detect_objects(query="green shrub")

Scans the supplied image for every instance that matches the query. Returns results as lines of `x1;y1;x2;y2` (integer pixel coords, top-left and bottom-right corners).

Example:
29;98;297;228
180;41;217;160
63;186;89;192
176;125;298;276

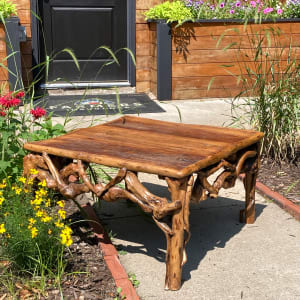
144;1;194;24
0;90;67;181
0;0;16;19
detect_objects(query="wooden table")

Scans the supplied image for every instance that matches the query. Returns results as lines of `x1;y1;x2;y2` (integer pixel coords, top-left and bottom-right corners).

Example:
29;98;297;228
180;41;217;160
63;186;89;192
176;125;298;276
23;116;264;290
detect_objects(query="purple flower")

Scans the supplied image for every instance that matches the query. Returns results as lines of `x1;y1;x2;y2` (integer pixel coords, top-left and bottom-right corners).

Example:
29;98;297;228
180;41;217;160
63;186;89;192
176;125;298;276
235;1;241;7
220;2;225;8
230;9;235;13
250;1;256;7
186;0;193;7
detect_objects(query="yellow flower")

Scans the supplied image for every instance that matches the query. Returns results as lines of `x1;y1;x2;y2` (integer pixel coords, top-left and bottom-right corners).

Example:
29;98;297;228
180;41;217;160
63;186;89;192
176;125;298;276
60;226;73;247
15;188;22;195
36;210;44;218
57;200;65;208
55;221;64;228
38;180;47;187
28;218;36;225
18;177;26;184
27;178;34;185
30;169;38;175
0;223;6;234
0;197;4;205
41;215;52;223
0;179;6;189
4;212;9;217
31;227;38;238
45;199;51;207
48;229;52;235
58;209;66;220
6;233;10;238
24;188;29;194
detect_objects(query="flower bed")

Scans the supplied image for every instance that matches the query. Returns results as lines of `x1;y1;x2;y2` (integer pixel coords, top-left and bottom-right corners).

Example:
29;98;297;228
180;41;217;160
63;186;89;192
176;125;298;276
146;0;300;100
148;19;300;100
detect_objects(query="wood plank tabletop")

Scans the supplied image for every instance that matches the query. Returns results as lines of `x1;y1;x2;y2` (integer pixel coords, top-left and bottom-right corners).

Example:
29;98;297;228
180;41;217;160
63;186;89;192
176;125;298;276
24;116;264;178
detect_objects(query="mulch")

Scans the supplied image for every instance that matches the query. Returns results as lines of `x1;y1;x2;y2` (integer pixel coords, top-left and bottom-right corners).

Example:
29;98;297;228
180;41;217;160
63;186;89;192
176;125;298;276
45;199;117;300
258;148;300;205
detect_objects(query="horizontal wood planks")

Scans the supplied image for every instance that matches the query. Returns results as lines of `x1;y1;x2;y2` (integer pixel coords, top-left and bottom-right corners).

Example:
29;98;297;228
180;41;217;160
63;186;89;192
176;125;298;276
171;22;300;99
136;0;164;93
24;116;264;178
0;24;8;92
12;0;32;88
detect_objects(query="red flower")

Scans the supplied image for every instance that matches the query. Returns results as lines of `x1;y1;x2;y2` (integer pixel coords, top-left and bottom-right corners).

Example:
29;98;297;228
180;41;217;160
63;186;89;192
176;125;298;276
0;95;21;108
16;91;25;98
30;107;46;119
0;110;6;117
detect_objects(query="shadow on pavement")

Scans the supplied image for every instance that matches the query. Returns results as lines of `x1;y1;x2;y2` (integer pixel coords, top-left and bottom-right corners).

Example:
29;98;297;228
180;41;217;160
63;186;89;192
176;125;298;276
97;182;266;285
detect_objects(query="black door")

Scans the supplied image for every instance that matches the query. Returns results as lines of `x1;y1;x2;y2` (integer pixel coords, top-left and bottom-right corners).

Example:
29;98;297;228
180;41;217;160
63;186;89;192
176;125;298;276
40;0;127;83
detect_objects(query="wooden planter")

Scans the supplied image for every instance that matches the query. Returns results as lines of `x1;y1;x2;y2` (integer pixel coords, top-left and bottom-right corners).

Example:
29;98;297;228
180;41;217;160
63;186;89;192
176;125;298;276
149;19;300;100
0;17;26;92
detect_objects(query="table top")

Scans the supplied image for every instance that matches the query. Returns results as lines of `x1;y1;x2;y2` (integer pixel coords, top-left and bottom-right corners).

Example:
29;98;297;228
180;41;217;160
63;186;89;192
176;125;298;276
24;116;264;178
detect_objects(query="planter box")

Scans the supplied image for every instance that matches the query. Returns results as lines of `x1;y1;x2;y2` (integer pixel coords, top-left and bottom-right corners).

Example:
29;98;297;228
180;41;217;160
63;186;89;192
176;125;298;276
149;19;300;100
0;17;26;92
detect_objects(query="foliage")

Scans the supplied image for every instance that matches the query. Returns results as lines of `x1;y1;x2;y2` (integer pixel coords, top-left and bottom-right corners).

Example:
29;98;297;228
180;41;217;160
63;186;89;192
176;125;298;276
128;272;140;288
223;27;300;162
145;0;300;22
282;0;300;18
0;175;72;273
0;90;67;181
0;0;16;19
144;0;194;24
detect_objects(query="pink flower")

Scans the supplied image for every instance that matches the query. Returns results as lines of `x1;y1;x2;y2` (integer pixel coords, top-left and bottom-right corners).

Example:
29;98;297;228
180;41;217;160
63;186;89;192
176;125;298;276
30;107;46;119
16;91;25;98
263;7;273;14
220;2;225;7
230;9;235;13
250;1;256;7
277;8;283;14
235;1;241;7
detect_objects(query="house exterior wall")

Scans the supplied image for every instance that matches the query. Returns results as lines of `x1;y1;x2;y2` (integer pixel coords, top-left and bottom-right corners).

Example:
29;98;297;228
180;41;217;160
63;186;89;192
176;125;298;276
3;0;161;93
13;0;32;88
0;25;8;91
135;0;164;93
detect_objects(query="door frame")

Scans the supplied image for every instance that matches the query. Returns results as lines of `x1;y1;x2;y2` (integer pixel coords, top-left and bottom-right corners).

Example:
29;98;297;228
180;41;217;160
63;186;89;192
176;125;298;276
30;0;136;88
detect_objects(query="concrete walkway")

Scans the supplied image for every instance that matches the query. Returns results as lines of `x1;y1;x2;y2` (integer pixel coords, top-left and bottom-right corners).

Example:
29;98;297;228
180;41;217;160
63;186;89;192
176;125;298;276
59;99;300;300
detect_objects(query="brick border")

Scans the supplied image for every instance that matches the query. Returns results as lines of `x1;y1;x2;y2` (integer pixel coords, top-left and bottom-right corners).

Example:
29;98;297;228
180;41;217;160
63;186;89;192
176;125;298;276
82;203;140;300
239;175;300;221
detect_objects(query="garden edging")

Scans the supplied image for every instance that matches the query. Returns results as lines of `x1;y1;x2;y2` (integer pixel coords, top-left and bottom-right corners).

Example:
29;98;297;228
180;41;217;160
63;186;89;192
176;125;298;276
82;203;140;300
239;175;300;221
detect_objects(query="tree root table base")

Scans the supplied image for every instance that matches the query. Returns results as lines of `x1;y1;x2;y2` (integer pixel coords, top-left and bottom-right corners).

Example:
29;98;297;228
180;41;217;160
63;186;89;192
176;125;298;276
23;116;264;290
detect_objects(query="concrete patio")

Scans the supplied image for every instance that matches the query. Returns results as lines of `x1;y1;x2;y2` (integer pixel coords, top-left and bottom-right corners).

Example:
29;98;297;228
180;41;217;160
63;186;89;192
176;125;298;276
56;98;300;300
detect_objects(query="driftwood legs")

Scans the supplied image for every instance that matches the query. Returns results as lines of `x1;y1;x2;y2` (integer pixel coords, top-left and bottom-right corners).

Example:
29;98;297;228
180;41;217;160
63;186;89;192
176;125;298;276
23;144;260;291
164;176;194;290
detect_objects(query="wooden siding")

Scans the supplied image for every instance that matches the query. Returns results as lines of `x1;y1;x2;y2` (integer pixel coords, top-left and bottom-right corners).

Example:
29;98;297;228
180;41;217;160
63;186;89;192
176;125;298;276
171;22;300;99
0;25;8;92
136;0;164;93
12;0;32;88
